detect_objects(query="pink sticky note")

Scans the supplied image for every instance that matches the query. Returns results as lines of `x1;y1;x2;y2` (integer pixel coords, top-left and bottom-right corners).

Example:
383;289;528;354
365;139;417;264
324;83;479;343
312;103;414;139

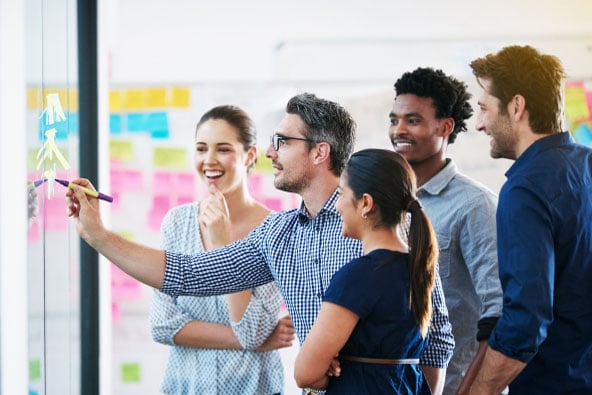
123;170;144;192
28;220;40;243
153;171;174;195
586;91;592;119
148;195;172;230
45;194;69;230
263;197;283;212
247;173;264;196
176;172;196;191
110;168;126;192
111;265;142;300
177;195;194;206
112;302;121;323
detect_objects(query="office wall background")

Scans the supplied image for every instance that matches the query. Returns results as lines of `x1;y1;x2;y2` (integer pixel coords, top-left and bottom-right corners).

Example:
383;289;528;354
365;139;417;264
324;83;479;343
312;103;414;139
4;1;590;394
102;1;592;394
99;2;592;394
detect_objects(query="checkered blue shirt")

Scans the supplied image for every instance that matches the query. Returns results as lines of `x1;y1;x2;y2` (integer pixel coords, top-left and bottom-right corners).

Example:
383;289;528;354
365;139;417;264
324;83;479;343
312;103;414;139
162;190;454;368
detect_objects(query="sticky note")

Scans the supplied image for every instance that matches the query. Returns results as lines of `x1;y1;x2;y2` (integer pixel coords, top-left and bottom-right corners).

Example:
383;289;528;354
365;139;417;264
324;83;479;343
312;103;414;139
565;86;590;122
147;112;169;139
153;171;174;194
27;87;42;109
112;302;121;323
574;123;592;146
147;88;167;108
255;152;274;173
177;172;196;192
110;114;122;134
121;362;141;383
111;265;142;300
247;173;264;195
171;87;190;108
127;113;147;132
148;195;172;230
125;89;147;111
263;197;283;212
153;147;188;169
68;89;79;112
110;140;134;162
109;91;123;112
67;112;79;134
29;359;41;380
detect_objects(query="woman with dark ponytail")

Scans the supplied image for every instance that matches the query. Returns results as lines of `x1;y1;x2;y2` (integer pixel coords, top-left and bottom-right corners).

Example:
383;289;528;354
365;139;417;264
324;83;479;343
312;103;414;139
295;148;438;394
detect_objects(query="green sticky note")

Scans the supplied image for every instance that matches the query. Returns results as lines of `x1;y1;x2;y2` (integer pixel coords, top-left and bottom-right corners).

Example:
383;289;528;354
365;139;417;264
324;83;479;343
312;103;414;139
110;139;134;162
152;147;188;169
255;151;274;173
565;86;590;122
29;359;41;381
121;362;141;383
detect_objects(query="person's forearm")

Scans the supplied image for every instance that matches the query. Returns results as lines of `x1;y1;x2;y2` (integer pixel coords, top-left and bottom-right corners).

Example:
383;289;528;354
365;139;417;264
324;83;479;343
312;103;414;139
225;290;252;323
421;366;445;395
173;320;242;349
90;228;166;289
469;346;526;395
456;340;488;395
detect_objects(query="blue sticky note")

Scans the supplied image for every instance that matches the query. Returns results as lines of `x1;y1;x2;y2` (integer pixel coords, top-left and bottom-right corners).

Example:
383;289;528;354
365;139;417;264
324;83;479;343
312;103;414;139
147;112;169;139
110;114;122;134
574;123;592;146
151;129;170;139
67;112;79;134
127;113;147;132
38;118;68;141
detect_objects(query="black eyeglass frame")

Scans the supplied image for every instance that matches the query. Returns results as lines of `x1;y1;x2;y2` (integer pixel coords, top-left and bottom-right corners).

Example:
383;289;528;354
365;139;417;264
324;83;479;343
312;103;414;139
270;133;317;151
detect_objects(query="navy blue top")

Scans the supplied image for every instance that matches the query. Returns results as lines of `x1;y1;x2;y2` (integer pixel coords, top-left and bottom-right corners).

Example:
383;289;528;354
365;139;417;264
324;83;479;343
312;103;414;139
323;249;431;394
490;132;592;393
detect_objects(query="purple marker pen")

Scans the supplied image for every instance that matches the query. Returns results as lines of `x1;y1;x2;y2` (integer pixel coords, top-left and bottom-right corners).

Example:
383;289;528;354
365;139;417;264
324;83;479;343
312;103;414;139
54;179;114;203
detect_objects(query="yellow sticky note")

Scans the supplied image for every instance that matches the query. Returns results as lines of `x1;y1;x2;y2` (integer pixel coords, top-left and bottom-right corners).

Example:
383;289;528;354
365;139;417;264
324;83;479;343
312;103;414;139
110;140;134;162
125;89;147;111
153;147;188;169
110;91;124;112
68;88;79;112
121;362;141;383
27;87;43;110
147;88;167;108
171;87;190;108
565;86;590;122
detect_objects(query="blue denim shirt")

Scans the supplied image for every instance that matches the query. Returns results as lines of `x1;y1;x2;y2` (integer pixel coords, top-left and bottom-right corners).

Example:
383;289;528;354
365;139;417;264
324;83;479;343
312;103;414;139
418;159;503;394
491;132;592;393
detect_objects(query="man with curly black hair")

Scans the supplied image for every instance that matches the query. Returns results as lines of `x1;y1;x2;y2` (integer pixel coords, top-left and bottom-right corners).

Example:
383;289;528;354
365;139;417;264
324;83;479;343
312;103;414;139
389;67;503;395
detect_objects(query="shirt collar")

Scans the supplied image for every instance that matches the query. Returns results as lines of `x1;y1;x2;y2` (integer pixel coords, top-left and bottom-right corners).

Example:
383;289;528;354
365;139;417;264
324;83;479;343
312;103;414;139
506;132;573;177
297;189;340;224
418;158;457;196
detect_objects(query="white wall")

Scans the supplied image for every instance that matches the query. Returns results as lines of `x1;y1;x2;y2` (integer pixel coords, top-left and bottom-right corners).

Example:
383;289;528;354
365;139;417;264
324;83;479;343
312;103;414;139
108;0;592;82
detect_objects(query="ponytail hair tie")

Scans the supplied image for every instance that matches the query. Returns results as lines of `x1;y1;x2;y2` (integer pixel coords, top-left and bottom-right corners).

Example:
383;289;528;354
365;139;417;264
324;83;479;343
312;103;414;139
407;199;422;212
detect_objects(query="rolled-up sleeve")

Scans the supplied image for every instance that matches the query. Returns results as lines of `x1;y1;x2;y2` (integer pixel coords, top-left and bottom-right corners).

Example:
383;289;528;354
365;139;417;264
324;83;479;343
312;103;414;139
149;290;193;345
230;282;282;350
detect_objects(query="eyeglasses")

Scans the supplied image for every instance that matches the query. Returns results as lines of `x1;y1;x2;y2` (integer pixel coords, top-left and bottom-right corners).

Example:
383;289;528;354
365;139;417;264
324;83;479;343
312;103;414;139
270;133;317;151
